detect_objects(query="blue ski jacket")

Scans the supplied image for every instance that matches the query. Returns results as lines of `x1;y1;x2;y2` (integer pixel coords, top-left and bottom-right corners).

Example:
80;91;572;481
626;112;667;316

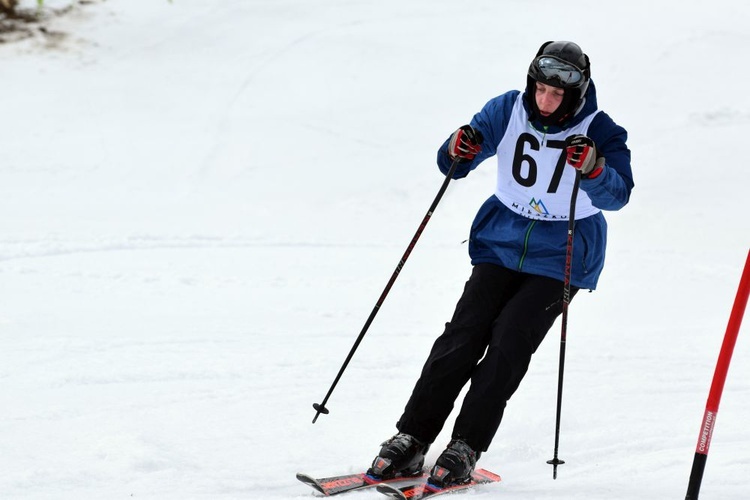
437;81;633;290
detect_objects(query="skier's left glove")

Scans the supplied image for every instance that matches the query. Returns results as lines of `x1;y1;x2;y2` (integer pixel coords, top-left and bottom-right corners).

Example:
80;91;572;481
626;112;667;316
565;135;605;179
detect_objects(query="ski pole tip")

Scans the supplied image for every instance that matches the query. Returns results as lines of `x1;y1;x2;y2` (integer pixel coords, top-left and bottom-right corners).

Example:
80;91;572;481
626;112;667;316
312;403;329;423
546;458;564;480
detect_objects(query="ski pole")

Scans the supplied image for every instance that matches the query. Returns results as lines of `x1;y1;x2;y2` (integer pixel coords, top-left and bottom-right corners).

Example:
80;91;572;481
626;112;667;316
547;169;581;479
312;156;463;423
685;249;750;500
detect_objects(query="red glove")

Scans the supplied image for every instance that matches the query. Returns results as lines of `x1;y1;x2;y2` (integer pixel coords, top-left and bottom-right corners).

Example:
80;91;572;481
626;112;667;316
565;135;604;178
448;125;483;162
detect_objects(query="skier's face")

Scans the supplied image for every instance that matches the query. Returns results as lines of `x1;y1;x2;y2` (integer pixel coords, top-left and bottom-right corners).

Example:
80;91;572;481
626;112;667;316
534;82;564;117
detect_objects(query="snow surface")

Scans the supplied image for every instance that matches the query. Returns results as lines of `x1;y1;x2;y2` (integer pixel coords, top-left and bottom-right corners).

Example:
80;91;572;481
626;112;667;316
1;1;749;499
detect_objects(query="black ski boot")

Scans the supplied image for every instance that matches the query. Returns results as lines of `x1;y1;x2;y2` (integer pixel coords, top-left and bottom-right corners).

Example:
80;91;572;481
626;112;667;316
367;433;430;479
429;439;481;487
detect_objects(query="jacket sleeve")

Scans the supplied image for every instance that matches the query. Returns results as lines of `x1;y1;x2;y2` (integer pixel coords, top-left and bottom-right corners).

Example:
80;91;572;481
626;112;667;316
437;91;519;178
582;112;634;211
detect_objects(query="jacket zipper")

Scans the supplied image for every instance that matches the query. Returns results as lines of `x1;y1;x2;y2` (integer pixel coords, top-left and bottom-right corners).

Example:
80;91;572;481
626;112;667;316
518;220;537;271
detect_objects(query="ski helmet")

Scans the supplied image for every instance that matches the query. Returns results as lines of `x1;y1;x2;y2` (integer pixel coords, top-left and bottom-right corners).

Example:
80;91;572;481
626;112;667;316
526;41;591;126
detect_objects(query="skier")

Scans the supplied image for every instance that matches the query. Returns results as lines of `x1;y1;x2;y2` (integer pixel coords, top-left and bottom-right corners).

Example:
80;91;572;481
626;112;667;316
368;41;633;486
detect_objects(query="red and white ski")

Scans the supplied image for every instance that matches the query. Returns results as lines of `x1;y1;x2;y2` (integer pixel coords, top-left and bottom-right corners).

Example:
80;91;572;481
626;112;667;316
376;468;501;499
296;470;426;496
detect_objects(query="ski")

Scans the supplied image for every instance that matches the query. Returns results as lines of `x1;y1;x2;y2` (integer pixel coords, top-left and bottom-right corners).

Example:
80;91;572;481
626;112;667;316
376;468;501;499
296;470;426;496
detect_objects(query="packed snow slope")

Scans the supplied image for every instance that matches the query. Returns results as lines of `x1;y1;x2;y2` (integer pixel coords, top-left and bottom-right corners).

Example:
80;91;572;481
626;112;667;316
1;1;749;499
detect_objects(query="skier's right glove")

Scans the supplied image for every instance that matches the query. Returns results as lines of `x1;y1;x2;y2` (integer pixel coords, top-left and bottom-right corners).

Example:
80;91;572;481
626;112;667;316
448;125;483;162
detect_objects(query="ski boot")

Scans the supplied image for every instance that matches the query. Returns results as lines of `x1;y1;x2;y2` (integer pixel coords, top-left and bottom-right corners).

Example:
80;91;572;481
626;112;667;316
429;439;481;487
367;432;430;479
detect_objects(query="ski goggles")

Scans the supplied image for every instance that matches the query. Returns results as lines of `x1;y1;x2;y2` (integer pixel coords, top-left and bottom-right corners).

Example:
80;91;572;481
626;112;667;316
533;56;584;86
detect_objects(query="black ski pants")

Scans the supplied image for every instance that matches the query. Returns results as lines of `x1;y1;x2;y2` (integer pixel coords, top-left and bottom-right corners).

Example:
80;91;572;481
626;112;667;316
396;263;579;452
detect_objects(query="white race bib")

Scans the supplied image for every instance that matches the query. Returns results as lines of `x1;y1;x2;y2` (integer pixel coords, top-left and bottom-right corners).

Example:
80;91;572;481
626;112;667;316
494;94;601;220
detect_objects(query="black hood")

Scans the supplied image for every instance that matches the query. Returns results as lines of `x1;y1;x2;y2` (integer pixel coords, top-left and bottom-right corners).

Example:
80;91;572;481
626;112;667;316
522;79;599;133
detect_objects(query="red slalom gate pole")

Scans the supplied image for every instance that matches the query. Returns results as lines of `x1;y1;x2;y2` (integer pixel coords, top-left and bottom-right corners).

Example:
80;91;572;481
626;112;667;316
685;249;750;500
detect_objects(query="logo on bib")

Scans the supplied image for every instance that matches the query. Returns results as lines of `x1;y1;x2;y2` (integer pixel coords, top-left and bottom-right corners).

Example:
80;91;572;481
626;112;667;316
529;198;549;215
